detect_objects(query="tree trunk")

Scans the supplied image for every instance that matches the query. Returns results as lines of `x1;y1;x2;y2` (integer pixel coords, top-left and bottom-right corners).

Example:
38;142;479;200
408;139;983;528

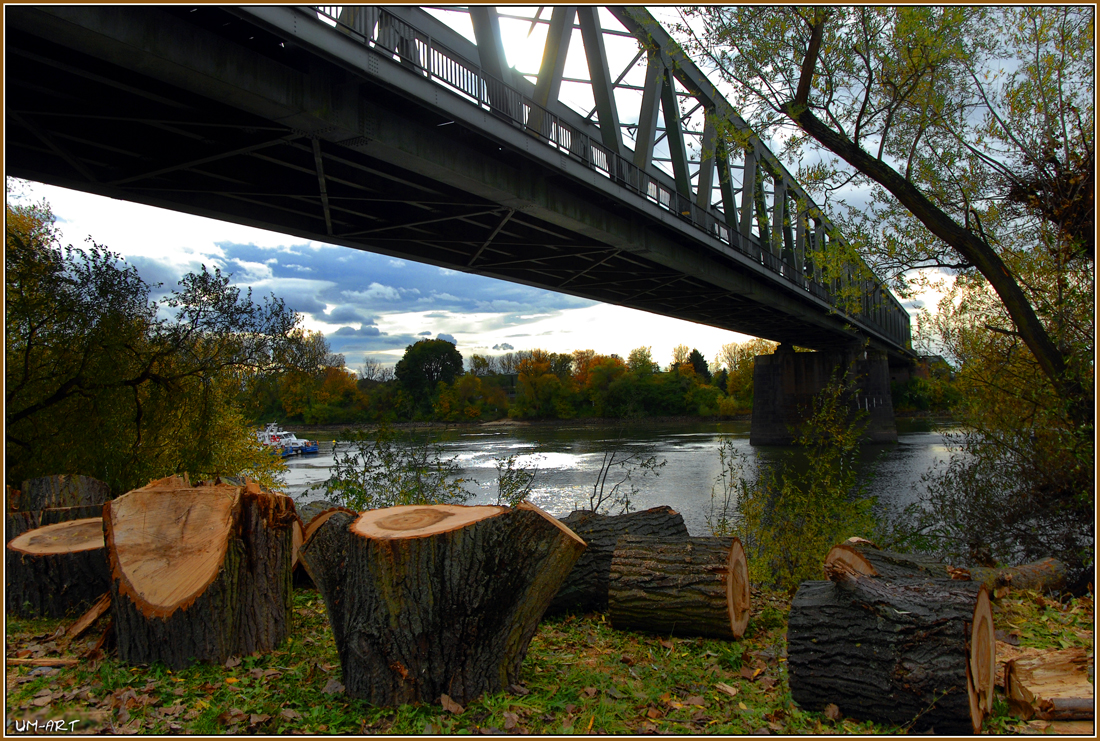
13;474;111;511
547;506;689;615
298;501;586;706
608;536;751;639
295;506;359;588
825;541;1068;592
105;475;296;668
788;572;995;734
6;518;111;618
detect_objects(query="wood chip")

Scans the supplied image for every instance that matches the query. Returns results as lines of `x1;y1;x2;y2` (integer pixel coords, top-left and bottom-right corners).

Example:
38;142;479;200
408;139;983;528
6;658;79;667
716;682;739;698
66;593;111;639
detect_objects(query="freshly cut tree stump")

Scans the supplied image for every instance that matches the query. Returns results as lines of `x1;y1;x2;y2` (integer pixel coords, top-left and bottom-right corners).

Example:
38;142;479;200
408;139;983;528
106;475;296;668
547;506;689;615
788;569;996;734
299;501;586;706
7;518;110;617
14;474;111;511
608;536;750;639
825;541;1068;593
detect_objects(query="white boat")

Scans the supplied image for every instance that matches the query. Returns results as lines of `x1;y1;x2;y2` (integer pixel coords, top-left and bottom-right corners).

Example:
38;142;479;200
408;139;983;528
256;423;319;457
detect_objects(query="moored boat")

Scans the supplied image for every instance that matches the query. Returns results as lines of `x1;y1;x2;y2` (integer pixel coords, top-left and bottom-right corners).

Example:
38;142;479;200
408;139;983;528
256;423;319;457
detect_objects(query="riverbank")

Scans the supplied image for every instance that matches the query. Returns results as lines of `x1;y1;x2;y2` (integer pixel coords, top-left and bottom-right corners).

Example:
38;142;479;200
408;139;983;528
282;410;953;439
284;414;753;438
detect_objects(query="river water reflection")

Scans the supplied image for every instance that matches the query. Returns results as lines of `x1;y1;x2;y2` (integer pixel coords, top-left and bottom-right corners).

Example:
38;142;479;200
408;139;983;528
281;418;958;536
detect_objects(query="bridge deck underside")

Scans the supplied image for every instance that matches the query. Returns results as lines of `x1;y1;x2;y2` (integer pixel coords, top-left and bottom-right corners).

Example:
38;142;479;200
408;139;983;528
5;9;905;355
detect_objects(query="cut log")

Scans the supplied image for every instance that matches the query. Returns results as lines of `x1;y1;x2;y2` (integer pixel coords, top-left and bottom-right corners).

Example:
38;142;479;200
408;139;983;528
106;475;296;668
1005;647;1093;721
15;474;111;511
788;571;995;734
547;506;689;615
299;501;586;706
6;518;111;618
607;535;750;639
824;542;1068;593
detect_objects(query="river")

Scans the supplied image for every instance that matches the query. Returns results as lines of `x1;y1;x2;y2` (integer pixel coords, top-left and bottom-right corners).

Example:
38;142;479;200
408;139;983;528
279;418;957;535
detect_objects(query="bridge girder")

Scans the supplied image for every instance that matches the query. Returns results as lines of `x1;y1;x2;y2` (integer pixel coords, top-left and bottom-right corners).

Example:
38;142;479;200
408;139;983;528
5;5;914;361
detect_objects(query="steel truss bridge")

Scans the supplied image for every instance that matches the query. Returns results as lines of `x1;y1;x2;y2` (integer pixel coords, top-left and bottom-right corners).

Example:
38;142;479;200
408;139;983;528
6;5;912;359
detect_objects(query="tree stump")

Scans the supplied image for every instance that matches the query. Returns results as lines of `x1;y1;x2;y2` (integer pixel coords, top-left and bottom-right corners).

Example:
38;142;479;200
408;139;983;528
608;535;750;639
6;518;110;618
105;475;296;668
825;541;1068;593
547;506;690;615
13;474;111;511
298;501;586;706
788;569;996;734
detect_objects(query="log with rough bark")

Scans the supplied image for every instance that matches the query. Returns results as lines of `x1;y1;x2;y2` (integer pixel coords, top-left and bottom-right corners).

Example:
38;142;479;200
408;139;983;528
788;569;996;734
607;536;750;639
299;501;586;706
295;506;358;588
105;475;296;668
825;541;1068;593
6;518;111;618
13;474;111;512
547;506;690;615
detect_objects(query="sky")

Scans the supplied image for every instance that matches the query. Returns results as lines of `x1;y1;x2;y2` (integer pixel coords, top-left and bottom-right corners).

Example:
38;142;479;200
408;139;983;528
8;7;934;373
19;181;758;372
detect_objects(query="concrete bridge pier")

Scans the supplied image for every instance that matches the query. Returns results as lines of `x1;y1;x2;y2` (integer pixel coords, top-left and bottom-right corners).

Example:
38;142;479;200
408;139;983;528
749;344;897;446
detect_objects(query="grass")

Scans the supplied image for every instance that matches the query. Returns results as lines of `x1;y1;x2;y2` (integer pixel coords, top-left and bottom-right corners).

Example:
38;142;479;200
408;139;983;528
5;584;1093;735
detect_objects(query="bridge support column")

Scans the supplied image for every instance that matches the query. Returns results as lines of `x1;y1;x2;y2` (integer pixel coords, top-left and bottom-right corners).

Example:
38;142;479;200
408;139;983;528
750;344;897;446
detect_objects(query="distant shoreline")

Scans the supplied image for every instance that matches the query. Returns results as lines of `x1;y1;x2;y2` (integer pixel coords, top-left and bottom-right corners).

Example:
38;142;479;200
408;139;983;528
281;410;952;437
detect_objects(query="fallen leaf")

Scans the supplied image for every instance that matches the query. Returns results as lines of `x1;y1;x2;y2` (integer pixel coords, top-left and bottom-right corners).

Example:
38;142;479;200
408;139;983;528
620;655;635;666
224;677;239;685
659;639;674;650
224;656;241;668
646;707;663;719
580;686;598;698
740;666;756;681
738;701;748;711
508;683;530;696
322;677;345;696
503;711;518;731
440;693;464;714
607;686;626;699
684;695;706;707
280;708;302;721
716;682;739;698
824;703;841;721
250;713;271;726
565;703;578;714
32;694;52;707
162;704;184;717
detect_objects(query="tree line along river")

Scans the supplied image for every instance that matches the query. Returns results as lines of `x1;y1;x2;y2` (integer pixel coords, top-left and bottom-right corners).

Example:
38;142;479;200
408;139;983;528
280;418;957;535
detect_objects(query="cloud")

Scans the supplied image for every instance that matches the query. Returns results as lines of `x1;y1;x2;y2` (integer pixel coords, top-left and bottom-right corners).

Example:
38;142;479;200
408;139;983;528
492;343;514;351
418;331;432;336
324;305;378;325
343;282;403;301
332;325;382;337
437;333;457;345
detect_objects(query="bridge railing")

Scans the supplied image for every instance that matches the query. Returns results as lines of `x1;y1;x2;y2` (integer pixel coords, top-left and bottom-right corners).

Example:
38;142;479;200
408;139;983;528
310;6;910;350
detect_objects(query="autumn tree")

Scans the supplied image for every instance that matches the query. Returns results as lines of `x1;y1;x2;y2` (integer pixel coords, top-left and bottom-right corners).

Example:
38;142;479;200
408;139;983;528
5;195;297;491
680;6;1092;413
394;338;464;416
671;344;691;368
627;346;658;375
680;7;1093;579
